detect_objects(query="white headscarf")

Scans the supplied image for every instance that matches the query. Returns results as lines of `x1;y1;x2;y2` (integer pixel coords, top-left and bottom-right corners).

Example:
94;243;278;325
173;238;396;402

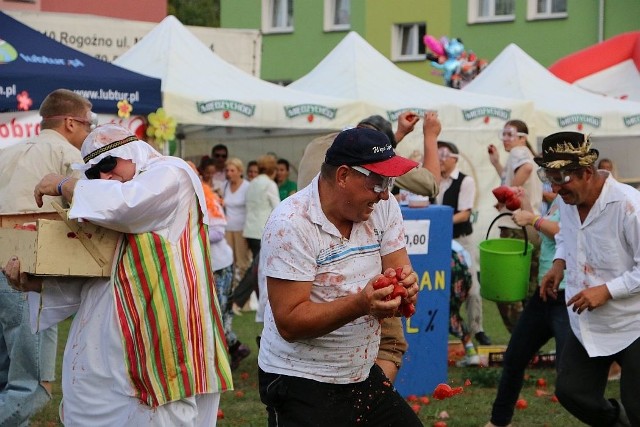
74;123;162;176
74;123;210;224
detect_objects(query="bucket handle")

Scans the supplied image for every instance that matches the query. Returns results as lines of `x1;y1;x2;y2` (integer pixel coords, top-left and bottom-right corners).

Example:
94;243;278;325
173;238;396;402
485;212;529;256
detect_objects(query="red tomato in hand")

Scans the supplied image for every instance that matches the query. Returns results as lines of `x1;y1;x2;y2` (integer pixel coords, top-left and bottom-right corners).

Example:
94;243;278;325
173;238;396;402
505;195;521;210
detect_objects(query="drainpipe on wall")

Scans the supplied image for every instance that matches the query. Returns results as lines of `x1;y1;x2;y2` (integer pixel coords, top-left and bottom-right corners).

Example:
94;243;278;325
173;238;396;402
598;0;605;42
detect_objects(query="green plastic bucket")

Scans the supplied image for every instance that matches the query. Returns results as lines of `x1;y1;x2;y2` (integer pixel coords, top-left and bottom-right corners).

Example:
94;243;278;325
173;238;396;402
479;213;533;302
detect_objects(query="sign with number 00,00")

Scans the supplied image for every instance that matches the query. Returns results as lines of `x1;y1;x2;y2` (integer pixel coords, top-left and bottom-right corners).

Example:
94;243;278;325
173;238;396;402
403;219;430;255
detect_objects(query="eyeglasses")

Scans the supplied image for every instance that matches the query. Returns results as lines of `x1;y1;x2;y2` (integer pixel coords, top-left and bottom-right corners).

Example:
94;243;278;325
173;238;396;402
537;168;574;185
438;147;459;161
213;153;228;159
350;166;395;194
45;112;98;130
85;156;117;179
499;130;528;140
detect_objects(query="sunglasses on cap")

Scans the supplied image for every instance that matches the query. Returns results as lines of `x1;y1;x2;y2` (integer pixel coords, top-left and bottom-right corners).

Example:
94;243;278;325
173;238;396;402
350;166;395;194
85;156;117;180
536;168;575;185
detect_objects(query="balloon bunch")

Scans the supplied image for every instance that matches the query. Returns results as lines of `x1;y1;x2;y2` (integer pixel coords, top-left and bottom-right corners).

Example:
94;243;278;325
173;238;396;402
423;35;488;89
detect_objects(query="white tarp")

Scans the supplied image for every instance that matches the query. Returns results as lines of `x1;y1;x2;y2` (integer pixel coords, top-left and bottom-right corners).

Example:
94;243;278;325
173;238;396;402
464;44;640;138
5;10;261;75
572;60;640;102
113;16;363;131
548;31;640;103
288;32;537;251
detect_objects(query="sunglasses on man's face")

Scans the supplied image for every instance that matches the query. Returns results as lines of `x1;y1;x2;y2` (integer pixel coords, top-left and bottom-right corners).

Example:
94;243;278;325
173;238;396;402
350;166;395;194
85;156;117;179
537;167;576;185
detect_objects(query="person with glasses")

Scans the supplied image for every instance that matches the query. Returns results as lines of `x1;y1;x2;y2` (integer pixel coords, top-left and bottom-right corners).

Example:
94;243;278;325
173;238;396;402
0;88;93;426
296;111;442;383
5;124;232;426
209;144;229;196
257;127;422;426
536;132;640;426
486;186;569;427
435;140;491;360
487;119;542;334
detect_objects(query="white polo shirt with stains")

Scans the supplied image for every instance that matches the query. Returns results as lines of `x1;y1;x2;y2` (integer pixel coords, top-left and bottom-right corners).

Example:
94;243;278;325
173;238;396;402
258;175;407;384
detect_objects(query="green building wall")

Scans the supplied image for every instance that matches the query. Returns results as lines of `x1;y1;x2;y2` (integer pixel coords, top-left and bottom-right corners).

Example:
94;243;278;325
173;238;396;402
451;0;640;67
221;0;640;84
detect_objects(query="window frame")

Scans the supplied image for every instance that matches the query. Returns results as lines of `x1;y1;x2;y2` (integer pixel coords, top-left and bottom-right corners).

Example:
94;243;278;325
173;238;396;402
526;0;568;21
391;22;427;62
262;0;294;34
324;0;351;32
467;0;516;24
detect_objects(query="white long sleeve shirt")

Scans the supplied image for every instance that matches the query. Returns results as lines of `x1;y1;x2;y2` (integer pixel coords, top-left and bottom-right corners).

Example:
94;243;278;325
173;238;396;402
555;172;640;357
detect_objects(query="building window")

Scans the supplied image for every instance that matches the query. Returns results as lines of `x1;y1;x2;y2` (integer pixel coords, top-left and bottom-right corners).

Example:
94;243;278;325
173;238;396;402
262;0;293;34
527;0;567;20
392;23;426;62
468;0;515;24
324;0;350;32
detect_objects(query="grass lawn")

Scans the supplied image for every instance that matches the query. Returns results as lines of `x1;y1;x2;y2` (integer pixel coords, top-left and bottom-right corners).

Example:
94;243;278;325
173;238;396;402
30;299;619;426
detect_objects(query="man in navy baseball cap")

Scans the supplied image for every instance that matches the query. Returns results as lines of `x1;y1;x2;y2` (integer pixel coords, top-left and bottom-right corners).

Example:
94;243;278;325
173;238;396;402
258;126;423;426
325;127;419;177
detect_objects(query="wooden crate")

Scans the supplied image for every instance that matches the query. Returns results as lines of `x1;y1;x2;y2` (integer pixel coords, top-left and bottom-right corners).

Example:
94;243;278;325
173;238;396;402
0;212;60;228
0;218;120;277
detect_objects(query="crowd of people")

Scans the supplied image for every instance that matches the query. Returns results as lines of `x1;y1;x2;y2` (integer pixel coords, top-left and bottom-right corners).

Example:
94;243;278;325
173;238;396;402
1;88;639;426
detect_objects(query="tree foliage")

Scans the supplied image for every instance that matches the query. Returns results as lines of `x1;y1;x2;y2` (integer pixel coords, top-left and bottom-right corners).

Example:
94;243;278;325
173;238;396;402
167;0;220;27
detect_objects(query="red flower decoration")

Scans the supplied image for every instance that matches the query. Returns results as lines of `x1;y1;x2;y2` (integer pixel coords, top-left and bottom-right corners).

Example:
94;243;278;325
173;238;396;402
223;110;230;119
307;114;314;123
17;91;33;111
483;116;490;124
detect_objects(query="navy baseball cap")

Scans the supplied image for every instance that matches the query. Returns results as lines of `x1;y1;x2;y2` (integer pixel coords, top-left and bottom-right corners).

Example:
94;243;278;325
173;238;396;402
325;127;418;177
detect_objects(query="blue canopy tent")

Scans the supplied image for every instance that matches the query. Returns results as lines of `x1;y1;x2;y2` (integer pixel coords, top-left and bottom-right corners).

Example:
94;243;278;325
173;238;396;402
0;12;161;114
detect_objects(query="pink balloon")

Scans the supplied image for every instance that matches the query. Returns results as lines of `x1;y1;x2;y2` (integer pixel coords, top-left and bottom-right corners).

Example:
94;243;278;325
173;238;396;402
423;35;444;57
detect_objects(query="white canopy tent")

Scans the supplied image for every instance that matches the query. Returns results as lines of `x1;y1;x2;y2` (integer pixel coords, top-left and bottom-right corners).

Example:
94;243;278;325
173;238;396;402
113;15;370;167
289;32;536;248
114;16;364;133
464;43;640;137
464;43;640;182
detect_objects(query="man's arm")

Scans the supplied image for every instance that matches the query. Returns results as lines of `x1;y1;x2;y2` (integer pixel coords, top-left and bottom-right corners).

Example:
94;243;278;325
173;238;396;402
394;112;442;197
420;112;442;187
394;111;419;143
488;144;504;179
267;275;397;342
511;163;534;187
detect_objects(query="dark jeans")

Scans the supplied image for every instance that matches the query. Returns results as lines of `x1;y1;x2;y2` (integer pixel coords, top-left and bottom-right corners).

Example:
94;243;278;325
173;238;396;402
232;238;261;306
259;364;423;427
490;289;569;426
556;331;640;426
